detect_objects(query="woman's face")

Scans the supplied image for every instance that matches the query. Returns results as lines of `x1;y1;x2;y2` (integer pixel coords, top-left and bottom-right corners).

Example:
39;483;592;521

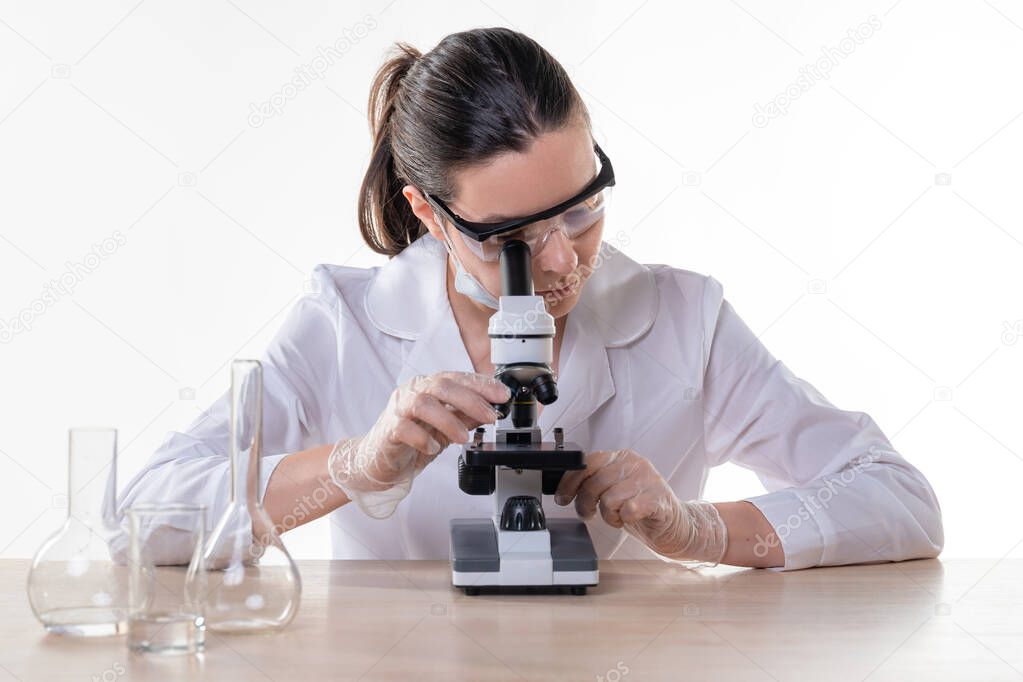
418;121;605;318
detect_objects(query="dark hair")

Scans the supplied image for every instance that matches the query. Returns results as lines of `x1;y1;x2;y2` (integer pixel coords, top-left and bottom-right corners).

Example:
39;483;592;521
358;27;590;257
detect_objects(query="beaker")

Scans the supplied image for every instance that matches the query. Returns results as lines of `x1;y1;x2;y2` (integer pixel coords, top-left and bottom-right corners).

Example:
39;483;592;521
27;427;128;636
127;503;206;655
202;359;301;633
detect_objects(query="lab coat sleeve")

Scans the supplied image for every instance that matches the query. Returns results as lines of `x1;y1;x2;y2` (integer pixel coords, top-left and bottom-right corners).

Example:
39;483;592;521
109;266;341;564
698;276;944;570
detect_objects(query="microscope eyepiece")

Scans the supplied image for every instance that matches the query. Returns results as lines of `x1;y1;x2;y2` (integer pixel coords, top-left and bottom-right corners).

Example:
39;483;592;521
499;240;533;297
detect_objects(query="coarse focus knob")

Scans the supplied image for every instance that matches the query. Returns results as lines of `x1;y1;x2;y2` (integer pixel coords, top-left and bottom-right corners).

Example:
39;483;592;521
458;453;495;495
500;495;546;531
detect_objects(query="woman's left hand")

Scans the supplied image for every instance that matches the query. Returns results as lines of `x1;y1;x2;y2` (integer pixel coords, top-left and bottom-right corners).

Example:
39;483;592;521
554;449;728;564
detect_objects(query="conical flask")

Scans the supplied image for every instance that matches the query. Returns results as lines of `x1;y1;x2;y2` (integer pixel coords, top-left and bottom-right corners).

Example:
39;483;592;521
202;359;301;632
27;427;128;636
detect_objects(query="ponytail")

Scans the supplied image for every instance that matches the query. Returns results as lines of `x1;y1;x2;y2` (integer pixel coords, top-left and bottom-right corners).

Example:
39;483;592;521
358;43;423;257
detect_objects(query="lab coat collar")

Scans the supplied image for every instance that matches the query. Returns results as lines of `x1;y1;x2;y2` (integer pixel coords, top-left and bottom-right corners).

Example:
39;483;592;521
364;233;659;436
364;233;658;347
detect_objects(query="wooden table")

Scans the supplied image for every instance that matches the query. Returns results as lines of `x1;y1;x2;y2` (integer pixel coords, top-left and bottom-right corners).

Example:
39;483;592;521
1;558;1020;681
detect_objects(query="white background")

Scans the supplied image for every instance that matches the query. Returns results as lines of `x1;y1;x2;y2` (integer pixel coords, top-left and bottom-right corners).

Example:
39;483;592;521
1;0;1021;563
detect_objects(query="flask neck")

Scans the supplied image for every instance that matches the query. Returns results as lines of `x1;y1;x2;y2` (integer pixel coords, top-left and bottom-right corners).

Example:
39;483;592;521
229;434;261;508
229;360;263;509
66;428;118;529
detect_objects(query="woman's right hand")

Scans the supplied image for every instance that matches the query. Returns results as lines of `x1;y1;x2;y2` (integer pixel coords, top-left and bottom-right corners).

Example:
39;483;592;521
327;371;511;517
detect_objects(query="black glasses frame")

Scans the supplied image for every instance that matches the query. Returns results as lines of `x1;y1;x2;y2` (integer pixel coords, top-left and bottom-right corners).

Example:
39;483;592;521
425;142;615;242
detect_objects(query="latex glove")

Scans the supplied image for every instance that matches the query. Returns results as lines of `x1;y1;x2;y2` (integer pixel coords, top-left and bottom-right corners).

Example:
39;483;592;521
328;372;511;519
554;449;728;565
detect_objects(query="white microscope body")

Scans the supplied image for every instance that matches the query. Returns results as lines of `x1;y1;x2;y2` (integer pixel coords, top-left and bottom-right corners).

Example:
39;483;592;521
449;240;598;595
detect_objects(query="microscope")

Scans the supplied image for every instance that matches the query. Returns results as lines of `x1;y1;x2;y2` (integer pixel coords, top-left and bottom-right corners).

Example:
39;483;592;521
449;240;598;595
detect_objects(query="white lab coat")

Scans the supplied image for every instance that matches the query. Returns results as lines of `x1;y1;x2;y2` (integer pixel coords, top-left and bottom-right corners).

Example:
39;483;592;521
113;233;943;570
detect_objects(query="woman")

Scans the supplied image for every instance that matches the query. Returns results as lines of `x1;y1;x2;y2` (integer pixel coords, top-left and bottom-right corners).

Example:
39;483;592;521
115;27;943;570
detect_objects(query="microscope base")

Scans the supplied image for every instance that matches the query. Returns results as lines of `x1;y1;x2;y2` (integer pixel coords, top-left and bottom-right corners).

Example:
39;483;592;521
450;518;598;595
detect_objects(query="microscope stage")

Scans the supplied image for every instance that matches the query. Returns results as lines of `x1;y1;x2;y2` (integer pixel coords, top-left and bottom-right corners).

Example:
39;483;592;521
463;441;585;470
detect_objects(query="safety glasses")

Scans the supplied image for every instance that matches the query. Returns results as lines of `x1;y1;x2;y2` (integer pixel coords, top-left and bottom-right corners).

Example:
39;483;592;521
426;142;615;262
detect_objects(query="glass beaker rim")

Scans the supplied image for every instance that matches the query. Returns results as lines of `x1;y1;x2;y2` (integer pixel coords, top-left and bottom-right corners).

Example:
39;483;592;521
127;503;206;518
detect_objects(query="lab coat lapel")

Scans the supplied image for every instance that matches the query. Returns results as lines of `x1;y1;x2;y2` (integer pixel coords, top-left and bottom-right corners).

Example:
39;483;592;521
538;303;615;439
395;297;475;385
363;233;475;383
536;239;658;440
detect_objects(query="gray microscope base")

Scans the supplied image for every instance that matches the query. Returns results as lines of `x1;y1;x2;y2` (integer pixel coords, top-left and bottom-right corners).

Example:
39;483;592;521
450;518;599;595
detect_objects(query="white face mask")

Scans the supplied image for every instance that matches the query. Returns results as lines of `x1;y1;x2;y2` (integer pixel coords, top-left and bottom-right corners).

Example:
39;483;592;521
437;220;500;309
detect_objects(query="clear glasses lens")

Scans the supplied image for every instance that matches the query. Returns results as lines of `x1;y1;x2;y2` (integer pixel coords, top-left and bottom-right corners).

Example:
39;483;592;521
466;186;611;262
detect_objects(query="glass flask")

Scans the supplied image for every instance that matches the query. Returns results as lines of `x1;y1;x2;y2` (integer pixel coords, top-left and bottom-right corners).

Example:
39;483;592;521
27;427;128;636
127;504;206;655
202;359;301;633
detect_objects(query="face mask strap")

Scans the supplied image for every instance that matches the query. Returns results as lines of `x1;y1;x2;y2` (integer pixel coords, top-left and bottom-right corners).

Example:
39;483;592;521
435;213;456;255
434;215;500;309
